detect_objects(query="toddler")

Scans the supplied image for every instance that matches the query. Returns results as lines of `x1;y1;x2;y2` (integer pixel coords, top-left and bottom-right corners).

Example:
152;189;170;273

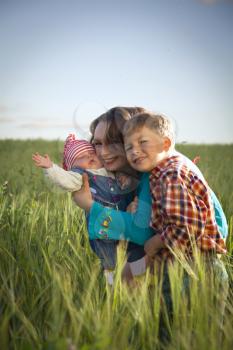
33;134;142;284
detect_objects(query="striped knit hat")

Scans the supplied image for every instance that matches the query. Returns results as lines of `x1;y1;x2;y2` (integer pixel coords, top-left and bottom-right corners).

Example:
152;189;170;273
63;134;95;170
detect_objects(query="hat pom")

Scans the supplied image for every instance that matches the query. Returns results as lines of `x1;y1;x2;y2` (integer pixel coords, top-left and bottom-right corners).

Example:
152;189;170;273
66;133;76;143
63;134;76;170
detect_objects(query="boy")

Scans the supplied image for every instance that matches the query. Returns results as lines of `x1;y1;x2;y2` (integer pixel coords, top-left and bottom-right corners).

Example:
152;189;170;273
123;112;228;339
123;112;227;260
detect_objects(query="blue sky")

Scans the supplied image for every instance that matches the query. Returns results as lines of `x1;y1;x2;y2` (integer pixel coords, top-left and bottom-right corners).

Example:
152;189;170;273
1;0;233;142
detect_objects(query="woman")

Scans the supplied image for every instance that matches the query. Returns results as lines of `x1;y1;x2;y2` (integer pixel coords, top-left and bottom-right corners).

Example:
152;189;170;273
73;106;155;281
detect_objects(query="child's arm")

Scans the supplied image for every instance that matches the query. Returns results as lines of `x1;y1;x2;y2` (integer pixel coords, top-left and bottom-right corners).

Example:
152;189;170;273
32;153;53;168
144;234;166;257
44;165;83;192
144;234;166;258
32;153;83;192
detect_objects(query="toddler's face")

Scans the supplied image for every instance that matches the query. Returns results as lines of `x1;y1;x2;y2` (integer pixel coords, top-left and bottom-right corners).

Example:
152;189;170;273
72;151;103;170
124;126;169;172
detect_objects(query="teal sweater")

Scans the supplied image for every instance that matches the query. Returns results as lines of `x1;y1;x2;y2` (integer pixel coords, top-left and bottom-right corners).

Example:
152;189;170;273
88;172;228;246
88;173;154;245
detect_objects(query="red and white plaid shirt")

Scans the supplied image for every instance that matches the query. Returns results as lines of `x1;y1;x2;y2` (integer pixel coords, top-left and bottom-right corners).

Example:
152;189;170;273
149;154;226;261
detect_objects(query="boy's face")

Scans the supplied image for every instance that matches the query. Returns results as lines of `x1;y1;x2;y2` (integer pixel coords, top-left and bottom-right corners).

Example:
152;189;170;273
124;126;170;172
72;150;103;170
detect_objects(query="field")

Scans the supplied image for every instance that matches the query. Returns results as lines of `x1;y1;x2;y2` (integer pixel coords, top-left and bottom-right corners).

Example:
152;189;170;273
0;140;233;350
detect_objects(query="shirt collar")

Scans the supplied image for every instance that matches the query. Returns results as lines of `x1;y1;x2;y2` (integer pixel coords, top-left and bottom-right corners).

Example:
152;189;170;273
151;154;181;179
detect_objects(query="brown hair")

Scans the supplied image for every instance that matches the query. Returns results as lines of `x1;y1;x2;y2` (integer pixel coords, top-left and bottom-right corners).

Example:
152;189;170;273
90;106;147;144
123;112;175;144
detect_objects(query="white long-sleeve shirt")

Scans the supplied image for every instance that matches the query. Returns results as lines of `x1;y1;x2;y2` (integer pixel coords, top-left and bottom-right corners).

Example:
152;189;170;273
44;164;114;192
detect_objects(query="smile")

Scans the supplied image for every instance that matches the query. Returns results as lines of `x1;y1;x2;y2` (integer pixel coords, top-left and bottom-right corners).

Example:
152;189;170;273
133;157;146;164
103;157;117;163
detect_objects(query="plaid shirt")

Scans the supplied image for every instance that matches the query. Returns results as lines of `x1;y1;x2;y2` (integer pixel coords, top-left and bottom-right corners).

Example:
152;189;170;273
149;154;227;261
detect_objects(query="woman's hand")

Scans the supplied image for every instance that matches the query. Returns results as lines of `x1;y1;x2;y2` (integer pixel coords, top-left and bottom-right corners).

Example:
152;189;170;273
72;173;93;212
126;196;138;213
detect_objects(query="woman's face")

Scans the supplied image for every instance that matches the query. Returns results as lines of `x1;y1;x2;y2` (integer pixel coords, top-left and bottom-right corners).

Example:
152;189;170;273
92;121;128;171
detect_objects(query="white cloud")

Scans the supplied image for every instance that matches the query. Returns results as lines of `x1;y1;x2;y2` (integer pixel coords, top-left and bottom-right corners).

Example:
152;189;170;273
19;120;74;129
0;116;15;123
0;105;8;113
17;119;91;140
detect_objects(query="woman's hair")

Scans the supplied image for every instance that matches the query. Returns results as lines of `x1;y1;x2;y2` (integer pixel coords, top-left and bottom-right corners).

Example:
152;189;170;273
90;106;146;144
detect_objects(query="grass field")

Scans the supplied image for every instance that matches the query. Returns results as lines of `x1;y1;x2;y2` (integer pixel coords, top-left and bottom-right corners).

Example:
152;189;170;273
0;140;233;350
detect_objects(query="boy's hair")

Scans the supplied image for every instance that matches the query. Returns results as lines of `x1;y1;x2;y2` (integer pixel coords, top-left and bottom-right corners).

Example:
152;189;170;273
90;106;147;145
123;112;175;146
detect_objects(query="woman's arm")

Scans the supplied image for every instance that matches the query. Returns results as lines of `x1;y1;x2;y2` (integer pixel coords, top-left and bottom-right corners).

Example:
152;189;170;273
87;173;154;245
209;189;228;239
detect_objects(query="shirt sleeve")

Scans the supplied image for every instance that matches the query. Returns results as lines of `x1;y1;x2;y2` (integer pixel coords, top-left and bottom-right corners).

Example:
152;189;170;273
209;189;228;239
44;164;83;192
88;173;154;245
150;173;209;251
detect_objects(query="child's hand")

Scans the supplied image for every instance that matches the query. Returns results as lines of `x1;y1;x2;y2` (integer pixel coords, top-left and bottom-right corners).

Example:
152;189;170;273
192;155;200;165
126;196;138;213
144;237;157;258
32;153;53;168
144;234;165;258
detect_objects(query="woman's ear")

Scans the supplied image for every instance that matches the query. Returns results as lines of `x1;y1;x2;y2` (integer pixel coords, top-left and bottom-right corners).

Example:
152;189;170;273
163;137;172;151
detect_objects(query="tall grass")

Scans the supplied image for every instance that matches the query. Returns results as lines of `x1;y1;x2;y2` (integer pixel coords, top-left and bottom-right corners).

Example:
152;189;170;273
0;140;233;349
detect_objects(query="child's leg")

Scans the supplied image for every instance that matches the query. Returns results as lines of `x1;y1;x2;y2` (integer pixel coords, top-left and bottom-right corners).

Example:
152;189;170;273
129;256;146;276
122;242;146;285
89;239;118;285
158;263;173;345
104;269;114;286
122;262;134;285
